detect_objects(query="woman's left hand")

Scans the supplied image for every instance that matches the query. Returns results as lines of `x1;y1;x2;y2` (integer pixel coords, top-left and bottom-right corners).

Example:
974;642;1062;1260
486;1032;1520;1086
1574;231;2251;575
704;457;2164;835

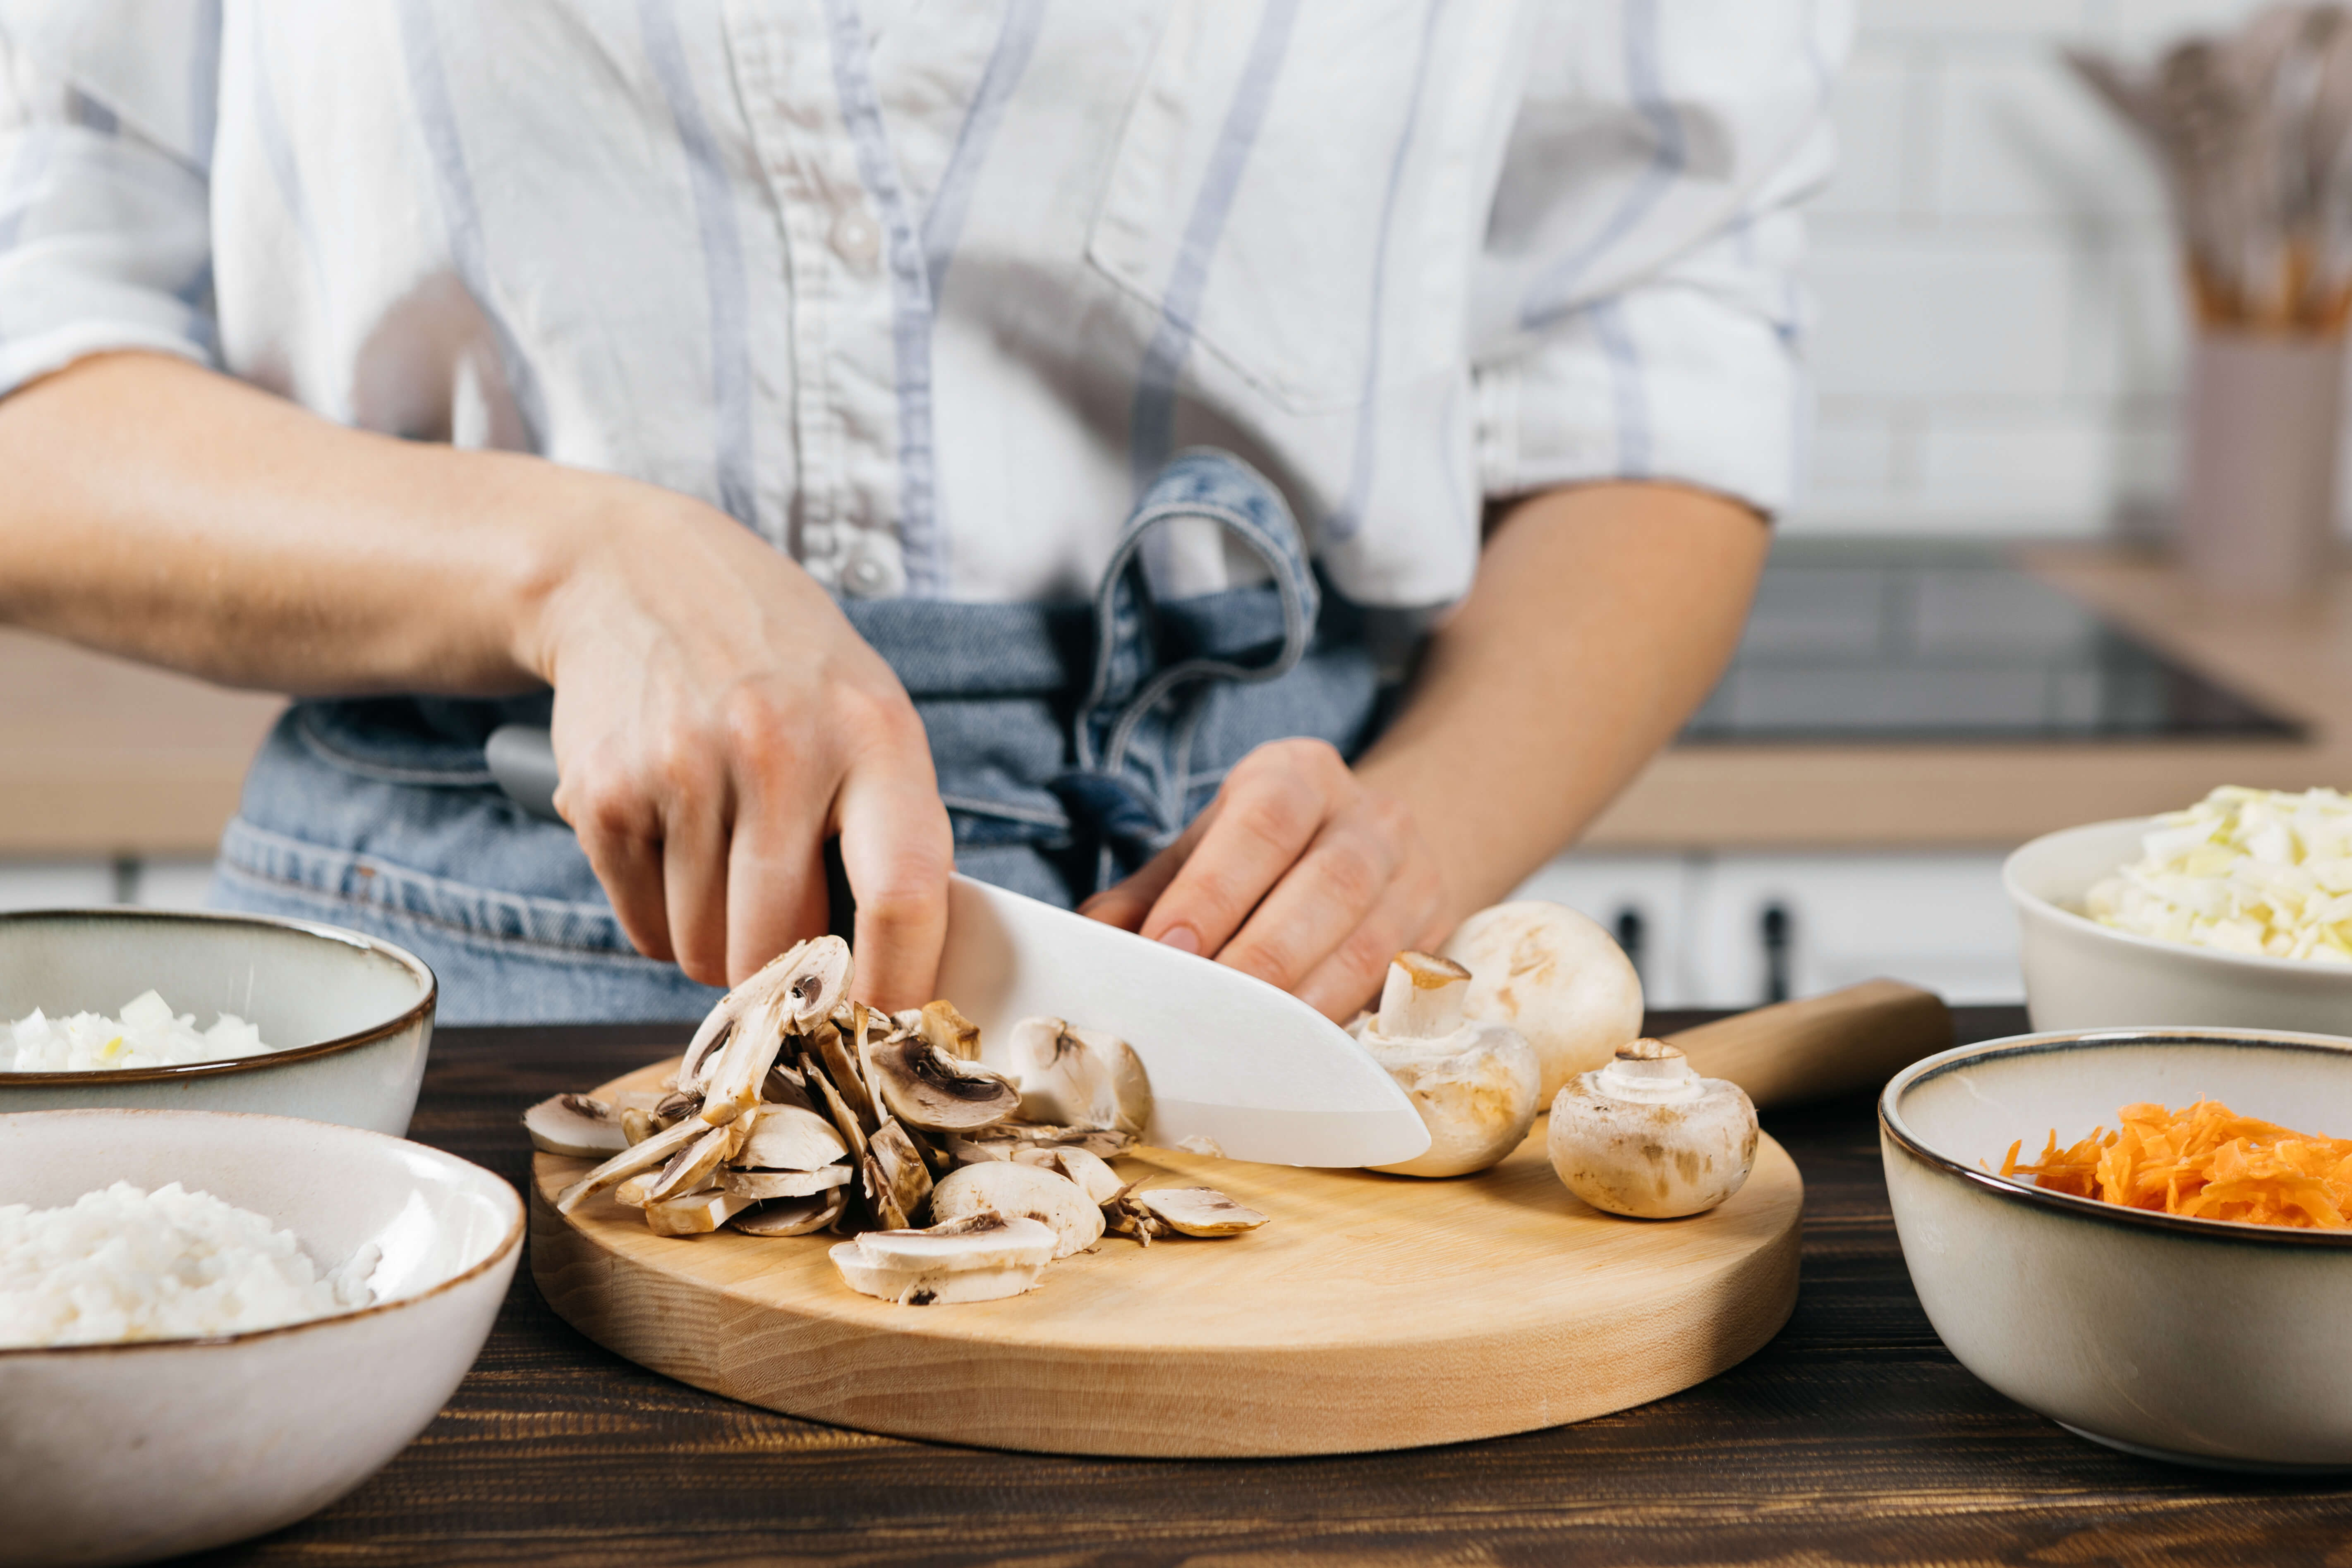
1077;737;1449;1021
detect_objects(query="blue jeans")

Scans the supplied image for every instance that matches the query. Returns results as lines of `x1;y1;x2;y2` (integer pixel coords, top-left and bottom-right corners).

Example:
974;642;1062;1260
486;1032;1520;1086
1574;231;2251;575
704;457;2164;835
210;452;1385;1025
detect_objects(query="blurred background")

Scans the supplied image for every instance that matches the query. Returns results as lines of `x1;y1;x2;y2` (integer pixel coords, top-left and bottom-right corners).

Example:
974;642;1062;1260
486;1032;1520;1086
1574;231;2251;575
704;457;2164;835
8;0;2344;1013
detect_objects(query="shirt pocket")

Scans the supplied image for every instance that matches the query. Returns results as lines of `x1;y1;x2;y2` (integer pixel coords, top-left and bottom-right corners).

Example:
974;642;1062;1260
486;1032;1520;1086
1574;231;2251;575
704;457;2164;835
1085;0;1496;417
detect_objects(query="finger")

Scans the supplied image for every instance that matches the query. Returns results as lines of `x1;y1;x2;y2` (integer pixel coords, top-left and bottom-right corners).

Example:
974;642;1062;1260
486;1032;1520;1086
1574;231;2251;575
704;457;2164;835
559;765;675;965
1077;802;1221;933
660;772;735;988
1216;796;1401;993
1291;863;1440;1022
722;793;830;986
835;754;954;1011
1137;743;1344;955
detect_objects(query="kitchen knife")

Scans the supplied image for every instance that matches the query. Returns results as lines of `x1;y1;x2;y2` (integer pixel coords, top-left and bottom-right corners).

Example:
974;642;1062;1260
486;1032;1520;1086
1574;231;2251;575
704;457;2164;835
485;724;1430;1168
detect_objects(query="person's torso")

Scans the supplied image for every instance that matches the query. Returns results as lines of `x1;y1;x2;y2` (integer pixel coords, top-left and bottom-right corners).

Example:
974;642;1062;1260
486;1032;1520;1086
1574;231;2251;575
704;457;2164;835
204;0;1532;609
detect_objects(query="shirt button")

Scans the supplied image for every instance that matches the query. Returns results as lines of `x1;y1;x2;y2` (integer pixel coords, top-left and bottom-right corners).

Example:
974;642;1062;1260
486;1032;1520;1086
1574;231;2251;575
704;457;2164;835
841;534;905;598
831;208;881;273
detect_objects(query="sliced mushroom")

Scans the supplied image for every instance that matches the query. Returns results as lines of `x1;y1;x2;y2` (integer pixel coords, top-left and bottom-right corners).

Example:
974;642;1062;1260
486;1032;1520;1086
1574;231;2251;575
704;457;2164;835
648;1121;738;1204
1174;1135;1225;1159
945;1124;1135;1164
860;1153;911;1231
701;991;796;1126
522;1094;630;1158
1004;1017;1152;1136
929;1160;1104;1257
814;1020;879;1131
734;1104;849;1172
829;1214;1057;1305
801;1045;870;1162
868;1036;1022;1132
761;1063;814;1111
778;934;852;1028
866;1117;935;1224
731;1186;847;1236
613;1172;657;1209
912;999;982;1062
1013;1145;1124;1205
720;1164;854;1199
1136;1187;1267;1237
644;1187;757;1237
1102;1184;1166;1245
556;1112;709;1214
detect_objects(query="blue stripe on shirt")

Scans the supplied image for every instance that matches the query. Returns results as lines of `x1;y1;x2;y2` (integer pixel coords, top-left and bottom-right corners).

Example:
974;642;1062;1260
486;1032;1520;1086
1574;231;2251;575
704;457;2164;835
826;0;946;595
1327;0;1446;544
638;0;757;531
1519;0;1683;330
394;0;548;451
1128;0;1302;488
922;0;1046;297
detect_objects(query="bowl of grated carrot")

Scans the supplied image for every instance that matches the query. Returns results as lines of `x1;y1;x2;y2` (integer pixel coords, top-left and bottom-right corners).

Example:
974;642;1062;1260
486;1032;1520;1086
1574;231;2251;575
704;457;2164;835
1882;1026;2352;1472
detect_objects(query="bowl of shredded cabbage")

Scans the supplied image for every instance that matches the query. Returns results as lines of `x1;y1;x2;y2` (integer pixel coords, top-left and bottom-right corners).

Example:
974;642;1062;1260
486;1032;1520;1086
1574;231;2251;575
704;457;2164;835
2005;788;2352;1034
0;909;435;1135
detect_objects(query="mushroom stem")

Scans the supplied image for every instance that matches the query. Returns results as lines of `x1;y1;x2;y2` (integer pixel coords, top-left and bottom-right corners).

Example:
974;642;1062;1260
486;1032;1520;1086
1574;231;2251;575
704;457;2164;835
1594;1039;1704;1104
1374;952;1471;1039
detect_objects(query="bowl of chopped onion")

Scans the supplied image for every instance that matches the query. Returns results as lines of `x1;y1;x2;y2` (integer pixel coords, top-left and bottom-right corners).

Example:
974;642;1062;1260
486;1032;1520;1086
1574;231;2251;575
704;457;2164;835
1883;1026;2352;1470
2004;788;2352;1035
0;909;435;1135
0;1107;520;1565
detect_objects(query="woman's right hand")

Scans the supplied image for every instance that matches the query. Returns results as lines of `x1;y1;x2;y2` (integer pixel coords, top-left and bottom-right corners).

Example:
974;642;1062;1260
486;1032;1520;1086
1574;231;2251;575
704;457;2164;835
522;482;953;1009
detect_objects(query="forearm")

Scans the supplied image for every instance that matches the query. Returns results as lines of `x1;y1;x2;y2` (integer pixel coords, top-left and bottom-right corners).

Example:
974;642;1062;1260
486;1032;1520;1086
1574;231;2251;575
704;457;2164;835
0;351;612;695
1356;481;1768;928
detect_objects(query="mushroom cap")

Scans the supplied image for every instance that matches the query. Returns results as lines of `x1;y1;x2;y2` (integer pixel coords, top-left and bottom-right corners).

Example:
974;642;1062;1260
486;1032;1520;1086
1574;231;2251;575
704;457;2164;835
523;1094;629;1159
828;1240;1049;1305
1441;900;1643;1105
855;1214;1059;1273
733;1104;850;1171
1362;1019;1542;1179
1013;1145;1125;1205
869;1036;1023;1132
1547;1066;1758;1218
929;1160;1106;1257
731;1186;847;1236
1135;1187;1268;1236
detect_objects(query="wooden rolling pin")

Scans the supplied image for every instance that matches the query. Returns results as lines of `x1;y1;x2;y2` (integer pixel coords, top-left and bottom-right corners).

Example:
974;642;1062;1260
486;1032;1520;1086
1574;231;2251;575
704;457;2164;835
1662;979;1952;1112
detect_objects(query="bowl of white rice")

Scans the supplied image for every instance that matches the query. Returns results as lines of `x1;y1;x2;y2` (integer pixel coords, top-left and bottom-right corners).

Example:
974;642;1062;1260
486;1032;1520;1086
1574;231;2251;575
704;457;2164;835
2005;789;2352;1034
0;909;434;1135
0;1106;520;1567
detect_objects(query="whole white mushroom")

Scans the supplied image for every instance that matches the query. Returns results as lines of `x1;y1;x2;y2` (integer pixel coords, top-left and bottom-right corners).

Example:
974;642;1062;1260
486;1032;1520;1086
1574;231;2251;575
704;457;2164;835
1441;900;1643;1105
1356;952;1542;1179
1548;1039;1757;1218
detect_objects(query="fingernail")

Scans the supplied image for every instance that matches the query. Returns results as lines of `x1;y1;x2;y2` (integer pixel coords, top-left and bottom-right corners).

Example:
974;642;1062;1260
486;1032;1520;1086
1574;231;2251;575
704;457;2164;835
1157;924;1201;956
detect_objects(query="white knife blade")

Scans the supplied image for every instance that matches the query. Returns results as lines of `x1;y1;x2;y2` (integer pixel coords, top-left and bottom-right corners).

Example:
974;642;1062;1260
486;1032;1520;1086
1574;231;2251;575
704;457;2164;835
936;874;1428;1168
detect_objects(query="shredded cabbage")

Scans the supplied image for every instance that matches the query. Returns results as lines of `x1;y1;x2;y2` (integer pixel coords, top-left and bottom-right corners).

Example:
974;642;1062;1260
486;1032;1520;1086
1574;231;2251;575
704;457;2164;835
2086;786;2352;963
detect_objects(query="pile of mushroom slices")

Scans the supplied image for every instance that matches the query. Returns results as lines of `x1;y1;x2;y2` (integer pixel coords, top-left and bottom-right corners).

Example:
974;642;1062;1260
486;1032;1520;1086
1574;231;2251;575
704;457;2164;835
525;937;1266;1307
1352;900;1760;1219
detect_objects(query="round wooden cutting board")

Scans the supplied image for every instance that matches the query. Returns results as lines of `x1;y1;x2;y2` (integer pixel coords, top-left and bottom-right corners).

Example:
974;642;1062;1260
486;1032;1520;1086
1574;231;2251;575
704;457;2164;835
531;1058;1802;1458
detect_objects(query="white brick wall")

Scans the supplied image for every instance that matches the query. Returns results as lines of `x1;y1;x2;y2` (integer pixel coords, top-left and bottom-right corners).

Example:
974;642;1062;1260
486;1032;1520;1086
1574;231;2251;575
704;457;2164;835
1793;0;2280;537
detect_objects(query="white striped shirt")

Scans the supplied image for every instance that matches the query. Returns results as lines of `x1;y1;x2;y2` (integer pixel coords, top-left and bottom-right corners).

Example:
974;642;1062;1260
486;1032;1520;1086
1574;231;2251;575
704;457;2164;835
0;0;1845;610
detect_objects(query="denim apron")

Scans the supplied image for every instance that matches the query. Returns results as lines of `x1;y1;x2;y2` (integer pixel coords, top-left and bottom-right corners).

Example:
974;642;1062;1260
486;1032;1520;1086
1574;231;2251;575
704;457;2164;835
210;452;1384;1025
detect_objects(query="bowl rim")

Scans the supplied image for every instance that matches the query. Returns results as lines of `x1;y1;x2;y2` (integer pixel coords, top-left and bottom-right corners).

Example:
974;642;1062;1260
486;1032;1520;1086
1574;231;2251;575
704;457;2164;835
2000;816;2352;984
1880;1026;2352;1248
0;1106;523;1358
0;908;437;1085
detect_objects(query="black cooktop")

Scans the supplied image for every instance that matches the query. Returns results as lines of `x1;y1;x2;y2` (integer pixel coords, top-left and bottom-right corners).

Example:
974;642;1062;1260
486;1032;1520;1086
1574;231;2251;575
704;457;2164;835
1679;541;2304;744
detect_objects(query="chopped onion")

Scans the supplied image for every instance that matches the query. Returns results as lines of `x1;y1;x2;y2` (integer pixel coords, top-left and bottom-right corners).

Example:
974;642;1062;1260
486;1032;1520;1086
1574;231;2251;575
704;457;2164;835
2087;786;2352;963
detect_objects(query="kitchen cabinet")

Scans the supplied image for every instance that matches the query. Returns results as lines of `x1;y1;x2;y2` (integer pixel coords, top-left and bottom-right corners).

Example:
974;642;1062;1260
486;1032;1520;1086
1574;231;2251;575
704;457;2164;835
1514;849;2022;1009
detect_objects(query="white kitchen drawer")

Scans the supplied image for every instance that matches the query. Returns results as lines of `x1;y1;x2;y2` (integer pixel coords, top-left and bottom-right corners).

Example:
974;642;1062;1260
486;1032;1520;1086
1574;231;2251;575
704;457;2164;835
0;860;117;911
131;858;219;911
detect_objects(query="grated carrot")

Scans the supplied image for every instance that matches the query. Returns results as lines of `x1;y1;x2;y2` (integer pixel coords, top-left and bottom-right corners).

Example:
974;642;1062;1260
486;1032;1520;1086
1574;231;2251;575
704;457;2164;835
1998;1100;2352;1230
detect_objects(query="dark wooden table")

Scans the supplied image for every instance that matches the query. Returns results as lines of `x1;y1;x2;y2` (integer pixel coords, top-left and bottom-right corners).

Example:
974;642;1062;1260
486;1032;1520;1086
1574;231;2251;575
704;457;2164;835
193;1007;2352;1567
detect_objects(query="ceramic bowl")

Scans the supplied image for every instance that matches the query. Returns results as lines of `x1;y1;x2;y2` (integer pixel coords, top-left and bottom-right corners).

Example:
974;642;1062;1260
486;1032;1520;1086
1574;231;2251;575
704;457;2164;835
2003;818;2352;1034
1882;1027;2352;1470
0;1108;521;1566
0;910;435;1135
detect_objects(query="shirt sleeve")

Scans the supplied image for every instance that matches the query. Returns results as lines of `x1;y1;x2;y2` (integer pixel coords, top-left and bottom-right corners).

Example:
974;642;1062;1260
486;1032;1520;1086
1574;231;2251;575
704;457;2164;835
1470;0;1849;517
0;1;218;399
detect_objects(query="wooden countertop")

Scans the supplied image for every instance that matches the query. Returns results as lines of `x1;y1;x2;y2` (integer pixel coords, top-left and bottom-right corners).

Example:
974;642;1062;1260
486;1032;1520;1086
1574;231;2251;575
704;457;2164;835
202;1009;2352;1566
5;544;2345;858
